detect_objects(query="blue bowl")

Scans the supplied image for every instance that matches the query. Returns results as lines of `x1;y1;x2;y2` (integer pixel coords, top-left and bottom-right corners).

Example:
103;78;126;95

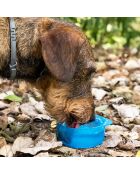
57;115;112;149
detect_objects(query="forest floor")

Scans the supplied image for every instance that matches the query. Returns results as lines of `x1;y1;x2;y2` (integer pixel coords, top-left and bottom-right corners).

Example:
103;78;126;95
0;47;140;157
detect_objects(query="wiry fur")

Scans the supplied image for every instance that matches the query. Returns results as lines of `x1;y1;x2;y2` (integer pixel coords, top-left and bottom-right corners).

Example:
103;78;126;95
0;17;96;125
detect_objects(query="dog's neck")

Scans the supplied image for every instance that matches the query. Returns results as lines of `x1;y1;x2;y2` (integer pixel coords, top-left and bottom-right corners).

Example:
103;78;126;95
0;56;46;81
0;18;46;81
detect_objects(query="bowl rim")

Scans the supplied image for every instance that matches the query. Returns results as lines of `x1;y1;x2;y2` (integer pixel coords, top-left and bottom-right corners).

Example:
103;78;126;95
57;115;112;131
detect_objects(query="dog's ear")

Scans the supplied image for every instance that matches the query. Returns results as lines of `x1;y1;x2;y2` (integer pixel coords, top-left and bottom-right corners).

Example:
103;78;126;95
40;27;84;82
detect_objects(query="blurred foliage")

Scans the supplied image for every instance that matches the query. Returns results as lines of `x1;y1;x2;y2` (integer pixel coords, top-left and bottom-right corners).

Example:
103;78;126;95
61;17;140;49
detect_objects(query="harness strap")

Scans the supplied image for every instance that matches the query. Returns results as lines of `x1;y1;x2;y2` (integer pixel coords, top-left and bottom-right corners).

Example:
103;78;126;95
9;17;17;80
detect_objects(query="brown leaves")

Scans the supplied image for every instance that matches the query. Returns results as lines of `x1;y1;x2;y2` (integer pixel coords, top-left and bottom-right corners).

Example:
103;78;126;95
1;48;140;157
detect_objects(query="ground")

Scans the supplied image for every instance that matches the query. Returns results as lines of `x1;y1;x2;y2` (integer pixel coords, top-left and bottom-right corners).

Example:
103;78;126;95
0;47;140;157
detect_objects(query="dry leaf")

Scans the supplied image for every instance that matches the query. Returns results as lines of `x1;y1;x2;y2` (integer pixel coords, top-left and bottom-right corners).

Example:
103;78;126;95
33;114;52;121
35;130;56;142
34;102;46;114
17;114;31;123
0;101;9;110
112;104;140;118
103;133;122;147
20;103;38;117
109;97;124;104
8;117;15;124
0;137;7;148
107;149;133;157
56;146;77;155
34;152;49;157
0;91;14;100
19;140;62;155
112;86;132;101
125;59;140;70
91;88;108;100
12;136;62;155
0;145;13;157
110;77;129;86
12;137;34;154
132;86;140;105
96;62;107;71
130;70;140;83
106;125;128;132
134;116;140;125
0;114;8;129
103;69;121;80
91;76;108;87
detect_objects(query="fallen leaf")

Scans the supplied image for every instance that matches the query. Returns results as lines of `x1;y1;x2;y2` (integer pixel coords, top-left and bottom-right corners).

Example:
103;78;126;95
35;130;56;142
112;86;132;101
91;76;108;87
0;91;14;100
12;137;34;154
17;114;31;123
33;114;52;121
109;77;129;86
91;88;108;100
0;114;8;129
109;97;124;104
125;59;140;70
106;125;128;132
103;133;122;147
96;62;107;71
134;116;140;125
8;117;15;124
112;104;140;118
4;94;22;102
20;140;62;155
0;137;7;148
34;152;49;157
20;103;38;117
0;101;9;110
130;70;140;83
103;69;121;80
127;131;139;140
95;105;109;115
9;102;20;115
118;140;140;150
34;102;46;114
55;146;77;156
107;149;133;157
0;145;13;157
121;117;135;124
12;136;62;156
132;86;140;105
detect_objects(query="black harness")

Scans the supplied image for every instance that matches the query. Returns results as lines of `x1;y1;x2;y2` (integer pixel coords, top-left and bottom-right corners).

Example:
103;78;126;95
9;17;17;80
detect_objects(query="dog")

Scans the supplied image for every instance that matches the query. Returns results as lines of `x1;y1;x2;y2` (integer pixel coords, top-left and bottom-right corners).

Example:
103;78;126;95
0;17;96;126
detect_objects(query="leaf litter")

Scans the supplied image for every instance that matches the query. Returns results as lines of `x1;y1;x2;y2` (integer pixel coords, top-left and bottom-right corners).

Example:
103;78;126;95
0;48;140;156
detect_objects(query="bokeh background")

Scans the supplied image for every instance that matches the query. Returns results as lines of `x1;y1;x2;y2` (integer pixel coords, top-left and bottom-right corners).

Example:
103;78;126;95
62;17;140;50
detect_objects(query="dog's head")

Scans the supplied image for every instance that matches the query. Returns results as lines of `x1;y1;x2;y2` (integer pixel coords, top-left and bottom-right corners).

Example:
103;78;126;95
38;19;95;125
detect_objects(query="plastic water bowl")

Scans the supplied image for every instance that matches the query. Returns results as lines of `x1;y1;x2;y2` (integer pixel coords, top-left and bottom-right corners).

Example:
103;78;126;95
57;114;112;149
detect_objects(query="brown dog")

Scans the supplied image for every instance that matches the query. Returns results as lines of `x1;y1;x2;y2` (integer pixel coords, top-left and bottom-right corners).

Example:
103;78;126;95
0;17;95;125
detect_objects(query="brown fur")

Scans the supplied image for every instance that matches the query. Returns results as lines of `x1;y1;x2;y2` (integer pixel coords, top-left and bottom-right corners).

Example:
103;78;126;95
0;17;96;124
